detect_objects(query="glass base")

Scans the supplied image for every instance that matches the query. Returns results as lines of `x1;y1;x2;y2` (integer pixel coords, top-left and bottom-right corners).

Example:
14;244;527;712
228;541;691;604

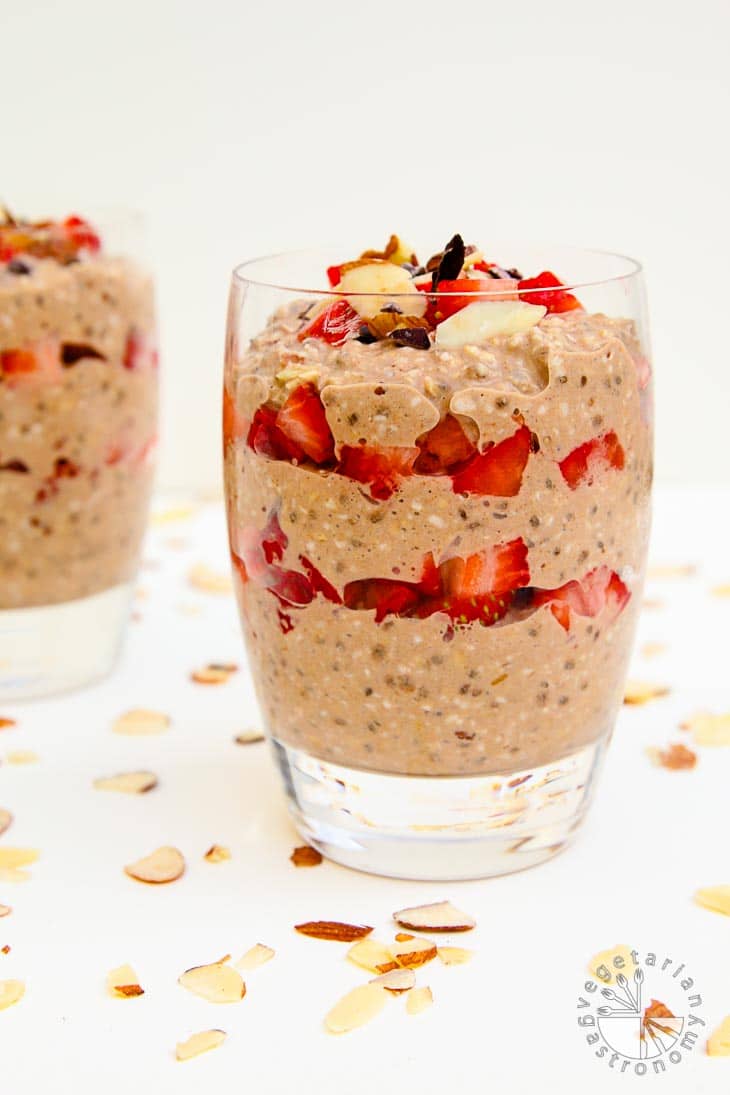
273;735;609;881
0;582;133;701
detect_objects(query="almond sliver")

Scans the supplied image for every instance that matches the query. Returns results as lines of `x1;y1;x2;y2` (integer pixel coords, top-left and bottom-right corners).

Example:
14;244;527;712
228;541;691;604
325;983;389;1034
587;944;636;984
233;730;264;745
6;750;38;765
682;712;730;746
623;681;670;705
295;921;372;942
178;958;245;1003
0;905;11;918
370;968;415;993
707;1015;730;1056
176;1029;226;1061
235;944;275;972
0;808;11;837
390;937;438;969
290;845;322;867
0;848;39;869
406;986;433;1015
93;771;158;794
204;844;231;864
438;946;474;965
124;846;185;884
347;937;395;974
191;664;238;685
113;709;170;736
107;964;144;998
393;900;476;932
0;979;24;1010
694;886;730;916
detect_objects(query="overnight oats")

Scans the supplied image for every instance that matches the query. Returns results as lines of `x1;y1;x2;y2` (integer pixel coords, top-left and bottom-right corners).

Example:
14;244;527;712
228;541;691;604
0;210;157;698
224;236;652;879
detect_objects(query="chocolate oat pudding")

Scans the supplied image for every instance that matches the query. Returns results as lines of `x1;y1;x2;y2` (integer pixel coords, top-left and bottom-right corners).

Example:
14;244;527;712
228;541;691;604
0;212;157;611
225;235;652;778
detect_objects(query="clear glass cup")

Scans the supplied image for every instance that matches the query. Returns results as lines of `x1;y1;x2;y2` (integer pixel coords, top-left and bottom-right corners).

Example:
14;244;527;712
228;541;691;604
224;242;652;880
0;209;158;699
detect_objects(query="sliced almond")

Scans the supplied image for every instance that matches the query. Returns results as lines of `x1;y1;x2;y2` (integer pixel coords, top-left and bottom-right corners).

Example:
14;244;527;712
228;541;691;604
124;846;185;884
325;982;389;1034
295;921;373;942
0;848;39;869
176;1029;226;1061
394;933;414;943
107;964;144;998
178;957;245;1003
0;809;11;837
290;845;322;867
390;937;438;969
0;718;16;730
711;584;730;598
188;563;233;594
707;1015;730;1056
647;743;697;770
0;979;24;1010
682;711;730;746
370;968;415;993
435;300;545;347
191;663;238;685
6;750;38;765
587;944;636;984
235;944;275;972
393;900;476;933
694;886;730;917
204;844;231;864
233;730;264;745
113;709;170;736
347;937;395;974
93;771;158;794
406;986;433;1015
438;946;474;965
623;681;670;705
0;905;11;918
0;869;30;883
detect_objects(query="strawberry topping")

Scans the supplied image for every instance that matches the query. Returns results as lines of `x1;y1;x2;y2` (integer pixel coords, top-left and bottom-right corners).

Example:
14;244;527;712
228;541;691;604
297;300;361;347
518;271;582;314
451;424;533;496
558;430;625;490
414;414;476;474
276;383;336;464
337;444;419;500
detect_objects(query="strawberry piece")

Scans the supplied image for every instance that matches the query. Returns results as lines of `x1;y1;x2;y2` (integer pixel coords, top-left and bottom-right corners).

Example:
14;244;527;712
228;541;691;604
532;566;630;631
426;277;519;323
451;424;533;496
337;444;419;499
62;215;101;254
326;264;343;287
297;300;361;346
247;405;305;462
344;579;421;623
276;383;335;465
237;515;313;607
299;556;342;604
518;271;581;314
415;414;476;474
260;511;287;564
441;539;530;598
1;339;62;385
558;430;625;490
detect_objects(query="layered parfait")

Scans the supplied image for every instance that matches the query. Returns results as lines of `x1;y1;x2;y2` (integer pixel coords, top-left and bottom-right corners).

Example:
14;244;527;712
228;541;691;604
225;235;652;778
0;210;157;612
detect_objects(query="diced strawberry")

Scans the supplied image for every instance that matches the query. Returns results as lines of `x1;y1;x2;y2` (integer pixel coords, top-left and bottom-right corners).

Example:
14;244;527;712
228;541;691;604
276;383;335;465
297;300;361;346
451;424;533;496
344;578;422;622
337;443;419;499
326;264;343;287
518;271;581;314
260;511;287;564
440;539;530;598
558;430;625;490
247;405;305;462
237;514;313;607
299;556;342;604
415;414;476;474
532;566;630;631
1;338;62;385
62;215;101;254
426;277;519;324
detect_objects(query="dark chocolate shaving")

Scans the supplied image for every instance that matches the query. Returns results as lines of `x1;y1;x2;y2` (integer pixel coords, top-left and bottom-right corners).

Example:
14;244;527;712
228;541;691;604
507;267;523;280
7;258;31;275
0;459;29;473
486;265;514;280
432;234;465;290
61;343;106;366
389;327;431;350
380;303;403;314
355;325;378;344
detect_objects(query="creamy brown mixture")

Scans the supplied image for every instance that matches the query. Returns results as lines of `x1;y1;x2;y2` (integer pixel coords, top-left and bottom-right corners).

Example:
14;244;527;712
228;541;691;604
0;255;157;608
225;278;652;777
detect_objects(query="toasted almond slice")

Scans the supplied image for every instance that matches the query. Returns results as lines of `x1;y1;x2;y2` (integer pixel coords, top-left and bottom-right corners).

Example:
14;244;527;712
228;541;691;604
0;979;24;1010
178;958;245;1003
623;681;670;705
647;563;696;580
406;986;433;1015
438;946;474;965
235;944;275;972
176;1029;226;1061
191;663;238;685
0;848;39;869
1;945;9;954
188;563;233;594
393;900;476;933
325;982;389;1034
0;718;16;730
107;964;144;998
0;809;11;837
712;584;730;598
204;844;231;864
707;1015;730;1056
113;709;170;736
6;750;38;765
233;729;264;745
290;845;322;867
0;905;11;918
370;968;415;993
682;711;730;746
587;944;636;984
347;937;395;974
295;921;372;942
394;932;414;943
390;937;438;969
648;743;697;770
124;846;185;884
93;771;158;794
694;885;730;916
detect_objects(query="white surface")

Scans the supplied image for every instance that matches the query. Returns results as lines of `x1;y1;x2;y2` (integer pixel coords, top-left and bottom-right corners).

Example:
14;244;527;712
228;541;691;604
1;486;729;1093
3;0;730;493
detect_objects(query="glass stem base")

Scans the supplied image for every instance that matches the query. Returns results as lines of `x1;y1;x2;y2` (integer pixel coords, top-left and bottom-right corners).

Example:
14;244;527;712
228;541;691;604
0;582;133;701
272;735;609;881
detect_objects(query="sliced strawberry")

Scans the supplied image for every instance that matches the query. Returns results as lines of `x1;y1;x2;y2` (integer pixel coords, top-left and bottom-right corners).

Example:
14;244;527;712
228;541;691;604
299;555;342;604
415;414;476;474
451;424;532;496
344;578;422;622
247;405;305;462
61;215;101;254
440;539;530;598
237;515;312;607
1;339;62;385
426;277;519;324
276;383;335;465
297;300;361;346
532;566;630;631
326;264;343;287
558;430;625;490
337;443;419;499
518;271;581;314
260;511;287;564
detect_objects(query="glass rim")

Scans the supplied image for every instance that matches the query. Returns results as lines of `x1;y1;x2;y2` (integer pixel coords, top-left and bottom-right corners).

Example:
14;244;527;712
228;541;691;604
231;243;643;298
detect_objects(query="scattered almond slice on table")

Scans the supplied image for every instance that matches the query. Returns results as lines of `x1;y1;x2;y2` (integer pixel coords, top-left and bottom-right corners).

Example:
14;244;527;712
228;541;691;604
0;979;24;1010
325;982;389;1034
93;771;158;794
438;946;474;965
694;886;730;917
176;1029;226;1062
0;809;11;836
587;944;636;984
0;905;11;918
0;869;31;883
296;921;373;942
152;504;197;526
707;1015;730;1056
290;845;322;867
406;986;433;1015
370;968;415;993
234;729;264;745
178;957;245;1003
711;584;730;598
6;751;39;765
124;846;185;884
347;937;395;973
647;743;697;770
235;944;275;972
191;663;238;685
188;563;233;594
0;718;16;730
0;848;39;869
390;937;438;970
204;844;231;863
681;712;730;746
107;964;144;998
113;709;170;736
393;900;476;932
647;564;696;580
623;681;670;705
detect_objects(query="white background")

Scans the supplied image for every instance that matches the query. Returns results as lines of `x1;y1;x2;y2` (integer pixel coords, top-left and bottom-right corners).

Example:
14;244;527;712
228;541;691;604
3;0;730;491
